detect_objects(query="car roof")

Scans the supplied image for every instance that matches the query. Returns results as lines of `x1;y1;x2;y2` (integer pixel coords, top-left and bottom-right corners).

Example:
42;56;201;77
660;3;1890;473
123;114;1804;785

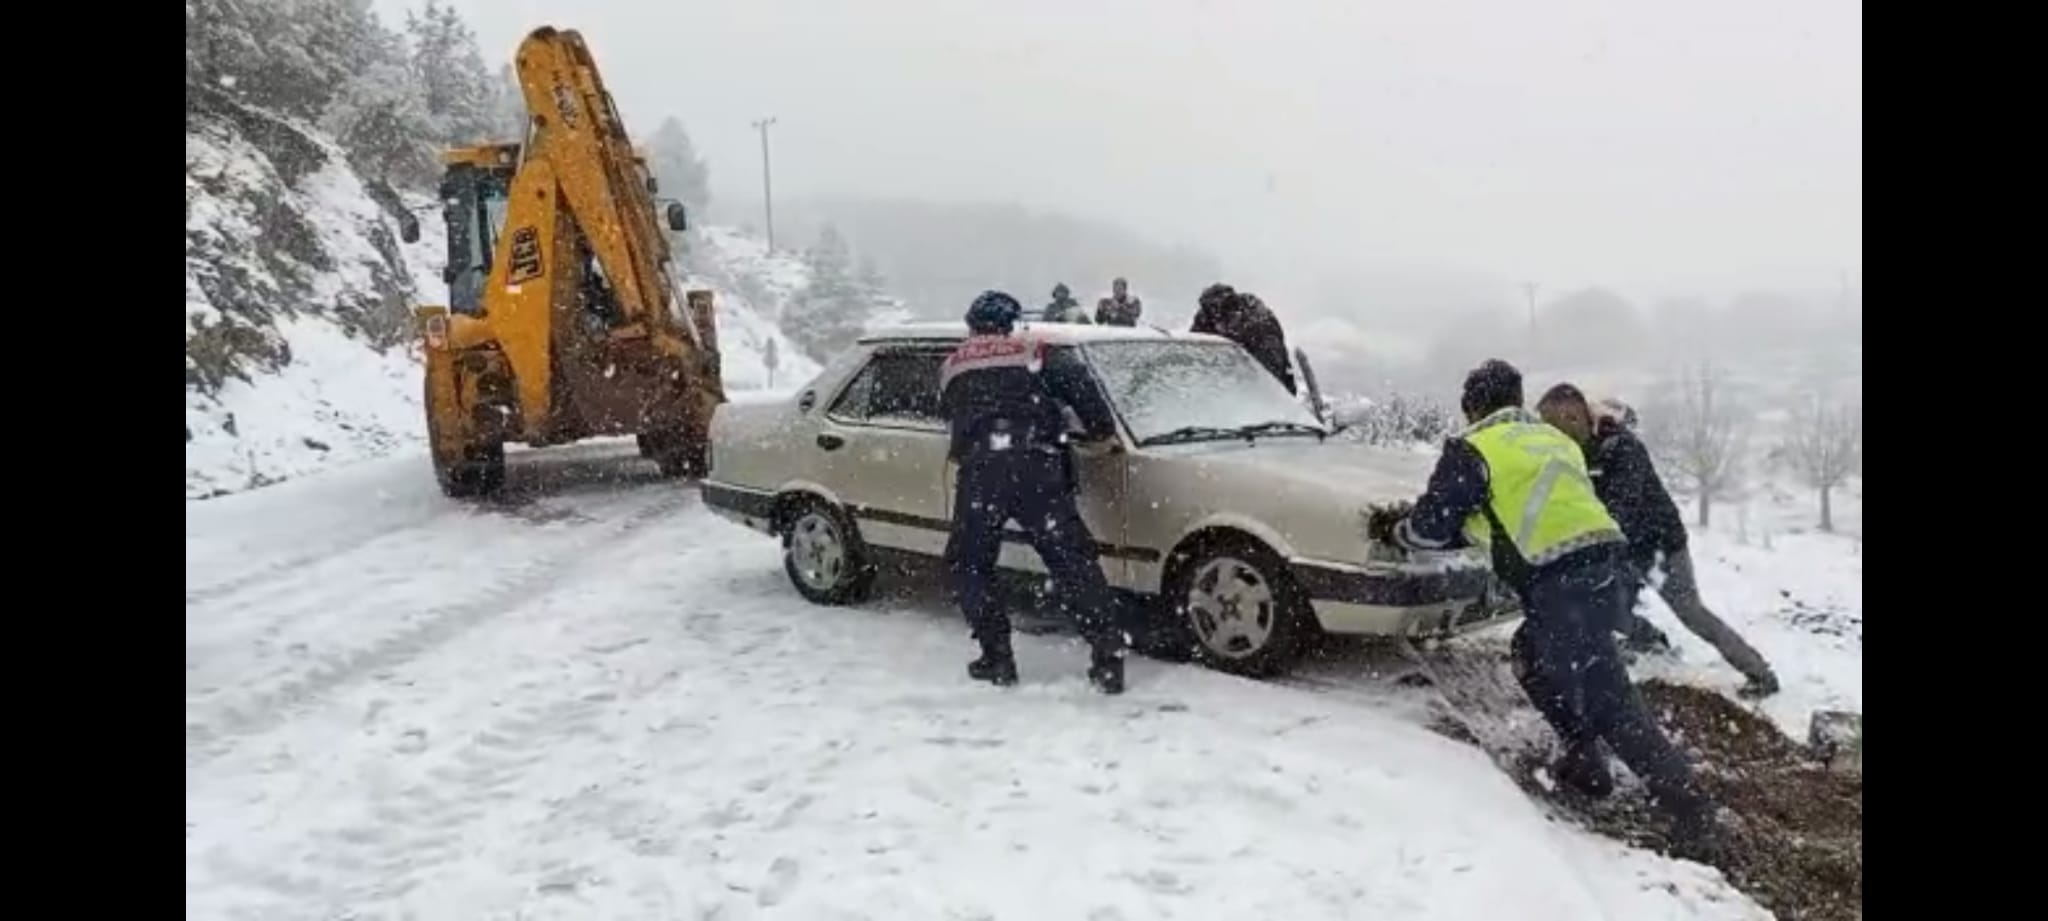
857;321;1231;346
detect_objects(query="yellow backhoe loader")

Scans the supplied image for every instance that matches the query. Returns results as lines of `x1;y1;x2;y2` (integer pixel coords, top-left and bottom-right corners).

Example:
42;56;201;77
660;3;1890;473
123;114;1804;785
402;26;724;497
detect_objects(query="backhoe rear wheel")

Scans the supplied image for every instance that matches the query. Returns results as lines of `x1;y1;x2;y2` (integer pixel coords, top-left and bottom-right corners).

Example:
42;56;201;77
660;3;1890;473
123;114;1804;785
434;441;505;498
641;428;709;479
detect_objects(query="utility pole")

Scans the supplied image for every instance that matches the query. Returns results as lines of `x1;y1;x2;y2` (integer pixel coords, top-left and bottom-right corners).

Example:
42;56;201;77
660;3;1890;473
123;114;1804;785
1522;282;1539;354
751;117;778;251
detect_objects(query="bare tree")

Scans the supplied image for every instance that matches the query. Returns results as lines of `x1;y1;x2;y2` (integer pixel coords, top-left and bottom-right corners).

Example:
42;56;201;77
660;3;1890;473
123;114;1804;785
1643;362;1750;528
1786;395;1862;532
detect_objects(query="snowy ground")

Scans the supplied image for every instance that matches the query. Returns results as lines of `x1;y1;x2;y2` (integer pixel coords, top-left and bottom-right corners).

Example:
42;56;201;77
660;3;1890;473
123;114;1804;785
187;441;1796;921
1632;479;1862;740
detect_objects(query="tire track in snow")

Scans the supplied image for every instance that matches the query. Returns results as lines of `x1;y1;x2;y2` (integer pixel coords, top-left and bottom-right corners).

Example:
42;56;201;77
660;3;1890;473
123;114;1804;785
185;513;445;608
185;491;693;766
200;518;724;919
300;689;618;910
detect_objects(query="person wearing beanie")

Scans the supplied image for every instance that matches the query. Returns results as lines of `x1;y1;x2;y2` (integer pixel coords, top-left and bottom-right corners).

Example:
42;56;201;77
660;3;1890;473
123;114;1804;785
941;290;1127;693
1366;359;1726;861
1536;383;1780;698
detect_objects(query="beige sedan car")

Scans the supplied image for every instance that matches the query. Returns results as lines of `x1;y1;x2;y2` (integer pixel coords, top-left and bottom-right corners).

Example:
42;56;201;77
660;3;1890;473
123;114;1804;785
700;322;1515;677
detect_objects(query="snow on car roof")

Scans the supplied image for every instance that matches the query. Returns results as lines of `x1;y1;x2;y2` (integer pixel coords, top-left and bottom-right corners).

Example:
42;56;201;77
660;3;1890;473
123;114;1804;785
858;321;1230;346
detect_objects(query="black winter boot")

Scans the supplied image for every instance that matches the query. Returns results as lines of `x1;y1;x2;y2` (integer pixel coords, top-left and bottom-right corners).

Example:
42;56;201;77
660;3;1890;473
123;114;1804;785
1661;791;1731;865
1086;640;1125;695
1555;740;1616;799
968;637;1018;687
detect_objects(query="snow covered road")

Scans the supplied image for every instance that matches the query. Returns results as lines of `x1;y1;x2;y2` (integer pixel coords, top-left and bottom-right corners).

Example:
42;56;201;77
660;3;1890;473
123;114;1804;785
186;442;1767;920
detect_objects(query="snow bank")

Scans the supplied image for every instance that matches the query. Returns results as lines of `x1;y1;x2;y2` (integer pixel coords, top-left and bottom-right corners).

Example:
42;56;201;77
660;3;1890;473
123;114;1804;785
186;316;426;498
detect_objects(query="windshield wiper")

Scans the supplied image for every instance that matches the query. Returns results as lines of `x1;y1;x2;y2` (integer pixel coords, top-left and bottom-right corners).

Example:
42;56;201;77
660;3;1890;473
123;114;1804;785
1139;420;1327;447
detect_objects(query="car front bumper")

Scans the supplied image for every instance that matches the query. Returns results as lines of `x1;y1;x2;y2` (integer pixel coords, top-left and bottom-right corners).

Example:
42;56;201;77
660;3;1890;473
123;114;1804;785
1288;558;1518;638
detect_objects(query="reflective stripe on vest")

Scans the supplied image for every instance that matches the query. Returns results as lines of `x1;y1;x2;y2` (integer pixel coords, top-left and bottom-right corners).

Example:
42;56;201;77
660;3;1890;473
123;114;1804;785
1458;407;1625;566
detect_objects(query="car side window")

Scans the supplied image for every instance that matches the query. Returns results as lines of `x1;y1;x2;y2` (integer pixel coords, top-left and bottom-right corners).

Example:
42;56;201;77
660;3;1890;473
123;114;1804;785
828;348;947;427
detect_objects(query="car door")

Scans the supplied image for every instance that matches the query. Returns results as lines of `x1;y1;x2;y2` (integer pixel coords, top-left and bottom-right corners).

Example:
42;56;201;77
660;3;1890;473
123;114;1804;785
959;346;1134;589
814;345;954;557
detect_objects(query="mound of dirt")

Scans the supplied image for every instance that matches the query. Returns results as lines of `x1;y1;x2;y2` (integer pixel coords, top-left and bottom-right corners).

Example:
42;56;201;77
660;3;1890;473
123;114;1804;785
1639;680;1862;921
1504;682;1863;920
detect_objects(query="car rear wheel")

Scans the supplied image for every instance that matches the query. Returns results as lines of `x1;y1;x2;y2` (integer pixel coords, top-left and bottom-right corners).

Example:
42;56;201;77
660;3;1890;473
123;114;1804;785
781;498;876;605
1171;540;1314;677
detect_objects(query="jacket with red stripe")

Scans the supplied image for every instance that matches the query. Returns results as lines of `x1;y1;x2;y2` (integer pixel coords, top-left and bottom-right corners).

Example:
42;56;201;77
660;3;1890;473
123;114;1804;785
939;333;1113;460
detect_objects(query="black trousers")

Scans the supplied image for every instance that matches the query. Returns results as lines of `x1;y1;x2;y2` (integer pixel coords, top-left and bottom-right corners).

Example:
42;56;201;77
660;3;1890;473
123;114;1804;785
944;449;1120;649
1510;555;1706;813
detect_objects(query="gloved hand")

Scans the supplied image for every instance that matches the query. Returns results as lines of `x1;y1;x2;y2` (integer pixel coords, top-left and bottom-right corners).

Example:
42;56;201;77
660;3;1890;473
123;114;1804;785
1364;501;1414;545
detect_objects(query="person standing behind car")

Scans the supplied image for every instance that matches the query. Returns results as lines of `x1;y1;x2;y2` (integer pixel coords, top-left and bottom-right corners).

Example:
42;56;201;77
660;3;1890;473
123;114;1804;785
1043;282;1090;324
940;290;1128;694
1191;283;1298;394
1095;277;1143;326
1536;384;1781;698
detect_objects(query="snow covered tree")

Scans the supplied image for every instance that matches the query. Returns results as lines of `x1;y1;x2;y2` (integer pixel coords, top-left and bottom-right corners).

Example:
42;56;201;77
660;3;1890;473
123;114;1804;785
405;0;496;145
1786;395;1861;532
188;0;385;120
647;117;712;214
1643;362;1751;528
321;49;437;186
488;64;528;141
787;225;874;362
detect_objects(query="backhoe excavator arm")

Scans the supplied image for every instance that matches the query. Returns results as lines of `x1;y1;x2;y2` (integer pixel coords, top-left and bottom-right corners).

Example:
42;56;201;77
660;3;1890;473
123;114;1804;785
513;27;680;336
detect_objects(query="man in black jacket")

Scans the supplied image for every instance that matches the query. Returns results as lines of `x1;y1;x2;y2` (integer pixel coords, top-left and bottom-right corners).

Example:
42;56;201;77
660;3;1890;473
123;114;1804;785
1191;284;1297;394
1537;384;1781;698
941;290;1127;693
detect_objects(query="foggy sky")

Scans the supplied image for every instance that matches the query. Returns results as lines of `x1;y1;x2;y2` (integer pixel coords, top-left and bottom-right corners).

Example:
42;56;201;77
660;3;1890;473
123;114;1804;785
377;0;1860;304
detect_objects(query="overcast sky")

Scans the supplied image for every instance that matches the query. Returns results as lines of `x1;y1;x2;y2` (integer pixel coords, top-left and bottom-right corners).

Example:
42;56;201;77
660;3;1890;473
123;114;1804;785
377;0;1860;303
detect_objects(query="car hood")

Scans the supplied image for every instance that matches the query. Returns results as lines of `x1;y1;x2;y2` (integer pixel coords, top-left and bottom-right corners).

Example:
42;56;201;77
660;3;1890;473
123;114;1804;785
1140;436;1441;506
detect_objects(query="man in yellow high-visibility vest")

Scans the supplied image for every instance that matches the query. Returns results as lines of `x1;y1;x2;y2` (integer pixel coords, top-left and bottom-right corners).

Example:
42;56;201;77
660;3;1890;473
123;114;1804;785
1373;359;1724;861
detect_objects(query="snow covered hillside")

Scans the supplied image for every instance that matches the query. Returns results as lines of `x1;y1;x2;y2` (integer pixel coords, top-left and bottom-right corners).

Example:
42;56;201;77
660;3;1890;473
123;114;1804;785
185;89;446;500
186;443;1782;921
689;225;915;335
183;92;832;499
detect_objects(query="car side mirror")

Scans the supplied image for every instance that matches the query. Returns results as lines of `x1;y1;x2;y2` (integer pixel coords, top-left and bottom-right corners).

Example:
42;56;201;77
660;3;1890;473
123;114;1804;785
398;212;421;244
1071;437;1121;458
666;202;688;232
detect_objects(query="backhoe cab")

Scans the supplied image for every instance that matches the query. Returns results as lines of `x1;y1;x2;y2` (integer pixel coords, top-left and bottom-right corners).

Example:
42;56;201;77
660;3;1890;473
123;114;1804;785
405;27;723;498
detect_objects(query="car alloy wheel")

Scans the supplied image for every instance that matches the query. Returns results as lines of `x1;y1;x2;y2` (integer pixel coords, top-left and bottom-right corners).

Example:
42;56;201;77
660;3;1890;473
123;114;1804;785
789;511;847;591
1186;555;1279;660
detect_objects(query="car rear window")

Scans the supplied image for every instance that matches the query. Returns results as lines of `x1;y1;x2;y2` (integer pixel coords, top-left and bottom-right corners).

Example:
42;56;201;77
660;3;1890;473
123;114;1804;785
829;348;949;426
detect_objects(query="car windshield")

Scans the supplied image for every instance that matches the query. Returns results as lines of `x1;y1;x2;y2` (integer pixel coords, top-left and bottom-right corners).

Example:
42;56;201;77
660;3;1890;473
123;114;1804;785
1082;339;1325;445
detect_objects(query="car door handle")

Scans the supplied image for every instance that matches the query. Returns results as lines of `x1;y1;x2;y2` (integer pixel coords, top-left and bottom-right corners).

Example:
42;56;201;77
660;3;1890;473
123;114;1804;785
817;433;845;451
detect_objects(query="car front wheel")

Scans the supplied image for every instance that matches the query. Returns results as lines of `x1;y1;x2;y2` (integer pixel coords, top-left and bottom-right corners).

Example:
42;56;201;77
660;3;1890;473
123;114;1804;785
780;498;876;605
1171;540;1314;677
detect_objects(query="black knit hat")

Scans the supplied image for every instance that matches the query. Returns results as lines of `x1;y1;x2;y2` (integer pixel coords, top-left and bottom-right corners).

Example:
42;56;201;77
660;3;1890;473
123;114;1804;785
1461;359;1524;419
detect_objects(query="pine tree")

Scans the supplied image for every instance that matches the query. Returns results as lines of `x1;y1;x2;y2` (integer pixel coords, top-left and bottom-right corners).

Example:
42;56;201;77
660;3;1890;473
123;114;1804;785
320;25;437;187
189;0;385;120
788;225;874;362
647;117;712;213
405;0;495;145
